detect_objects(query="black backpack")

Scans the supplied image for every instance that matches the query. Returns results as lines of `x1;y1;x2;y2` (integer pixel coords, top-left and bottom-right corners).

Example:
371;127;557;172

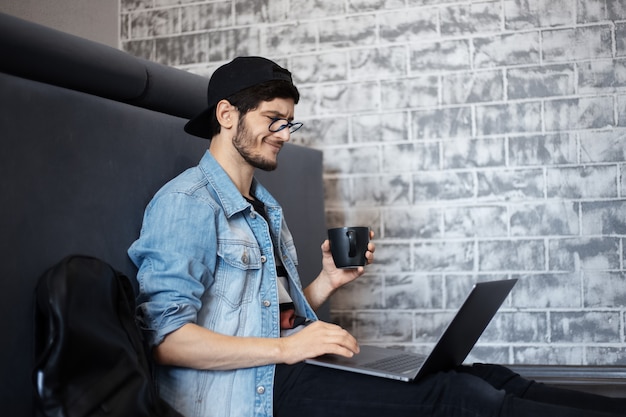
32;255;183;417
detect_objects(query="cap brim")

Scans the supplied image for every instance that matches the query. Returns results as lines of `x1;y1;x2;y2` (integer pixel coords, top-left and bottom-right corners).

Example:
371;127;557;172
184;107;213;139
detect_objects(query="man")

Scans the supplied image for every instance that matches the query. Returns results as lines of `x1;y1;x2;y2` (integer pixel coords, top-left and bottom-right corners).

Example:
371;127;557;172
129;56;625;417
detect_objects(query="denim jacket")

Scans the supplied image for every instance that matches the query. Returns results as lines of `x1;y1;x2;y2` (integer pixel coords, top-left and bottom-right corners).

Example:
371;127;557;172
128;151;317;417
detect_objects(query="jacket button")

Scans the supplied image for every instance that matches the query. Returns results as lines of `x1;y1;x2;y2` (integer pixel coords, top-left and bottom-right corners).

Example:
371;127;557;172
260;255;267;263
257;386;265;394
263;300;271;307
241;252;249;264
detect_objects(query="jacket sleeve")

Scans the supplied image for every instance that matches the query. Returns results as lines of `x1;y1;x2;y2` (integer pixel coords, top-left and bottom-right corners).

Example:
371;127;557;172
128;191;219;347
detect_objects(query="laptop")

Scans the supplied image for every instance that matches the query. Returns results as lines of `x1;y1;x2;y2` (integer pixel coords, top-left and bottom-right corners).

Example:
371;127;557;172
305;279;517;382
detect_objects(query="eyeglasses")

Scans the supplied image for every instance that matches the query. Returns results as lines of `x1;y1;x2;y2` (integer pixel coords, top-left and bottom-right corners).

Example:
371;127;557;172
268;118;303;134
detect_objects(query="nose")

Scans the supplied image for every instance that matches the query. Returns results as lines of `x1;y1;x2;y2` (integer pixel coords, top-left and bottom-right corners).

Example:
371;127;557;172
273;127;291;142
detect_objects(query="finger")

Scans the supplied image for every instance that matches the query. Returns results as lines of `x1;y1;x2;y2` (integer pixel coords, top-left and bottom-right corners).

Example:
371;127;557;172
321;331;359;356
316;325;361;357
339;331;360;355
314;322;357;342
326;344;359;358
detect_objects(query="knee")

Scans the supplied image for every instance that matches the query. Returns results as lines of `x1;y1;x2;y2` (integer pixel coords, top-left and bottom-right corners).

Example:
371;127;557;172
429;371;506;412
461;363;533;396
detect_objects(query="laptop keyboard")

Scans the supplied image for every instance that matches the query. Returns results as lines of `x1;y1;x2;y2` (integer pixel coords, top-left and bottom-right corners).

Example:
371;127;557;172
363;352;426;373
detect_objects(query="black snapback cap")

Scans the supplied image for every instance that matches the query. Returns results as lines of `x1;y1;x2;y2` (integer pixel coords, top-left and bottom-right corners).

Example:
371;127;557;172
184;56;295;139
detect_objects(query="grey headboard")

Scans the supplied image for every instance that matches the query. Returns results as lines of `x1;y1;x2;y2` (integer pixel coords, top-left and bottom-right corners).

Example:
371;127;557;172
0;12;325;416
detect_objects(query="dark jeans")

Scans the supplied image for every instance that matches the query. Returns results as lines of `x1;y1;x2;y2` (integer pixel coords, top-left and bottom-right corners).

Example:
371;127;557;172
274;362;626;417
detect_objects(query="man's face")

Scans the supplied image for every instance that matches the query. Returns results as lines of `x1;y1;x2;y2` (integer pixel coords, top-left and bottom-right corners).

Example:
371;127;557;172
232;97;295;171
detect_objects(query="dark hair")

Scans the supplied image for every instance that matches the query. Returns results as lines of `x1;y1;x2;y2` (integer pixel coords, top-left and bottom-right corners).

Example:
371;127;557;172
207;79;300;138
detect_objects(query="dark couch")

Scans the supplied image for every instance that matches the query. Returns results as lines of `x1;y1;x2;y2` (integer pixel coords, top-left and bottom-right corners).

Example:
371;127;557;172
0;12;326;416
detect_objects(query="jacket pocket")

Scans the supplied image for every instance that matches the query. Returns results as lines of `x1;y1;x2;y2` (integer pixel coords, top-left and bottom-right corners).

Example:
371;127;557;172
214;241;261;308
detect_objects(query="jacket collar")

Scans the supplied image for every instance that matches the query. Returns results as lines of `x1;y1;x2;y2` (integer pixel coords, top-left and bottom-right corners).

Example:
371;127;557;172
198;150;281;217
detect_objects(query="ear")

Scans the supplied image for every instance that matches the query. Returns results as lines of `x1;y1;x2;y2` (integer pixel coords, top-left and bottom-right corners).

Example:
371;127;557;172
215;99;236;130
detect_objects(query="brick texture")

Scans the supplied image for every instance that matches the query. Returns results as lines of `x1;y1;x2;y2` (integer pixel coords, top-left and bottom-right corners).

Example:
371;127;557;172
121;0;626;366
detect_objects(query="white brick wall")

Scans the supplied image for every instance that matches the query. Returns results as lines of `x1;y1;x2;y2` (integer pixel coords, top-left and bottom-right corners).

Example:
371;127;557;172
121;0;626;366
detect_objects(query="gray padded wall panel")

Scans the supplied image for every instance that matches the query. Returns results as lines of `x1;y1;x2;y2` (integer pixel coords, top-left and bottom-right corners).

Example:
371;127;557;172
0;72;325;416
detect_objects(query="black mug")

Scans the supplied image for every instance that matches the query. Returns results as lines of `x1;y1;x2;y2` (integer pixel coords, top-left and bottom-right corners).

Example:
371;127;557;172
328;226;370;269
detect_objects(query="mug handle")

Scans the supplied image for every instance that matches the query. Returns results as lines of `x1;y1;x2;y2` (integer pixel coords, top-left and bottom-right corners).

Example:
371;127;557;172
347;230;356;257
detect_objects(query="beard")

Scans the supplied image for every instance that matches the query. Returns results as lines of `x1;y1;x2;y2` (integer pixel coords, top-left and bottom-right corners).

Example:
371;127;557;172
232;117;279;171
